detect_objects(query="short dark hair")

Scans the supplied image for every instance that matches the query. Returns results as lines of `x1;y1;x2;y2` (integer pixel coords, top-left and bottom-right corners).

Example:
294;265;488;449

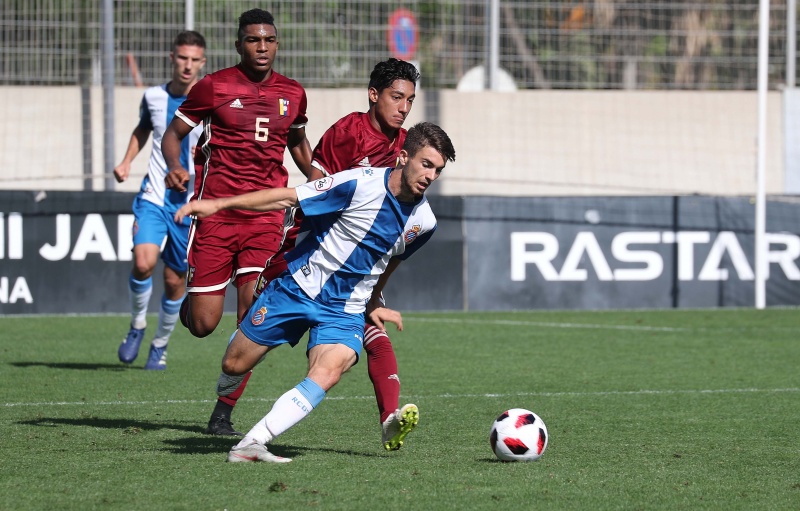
238;9;276;40
368;58;420;92
173;30;206;49
404;122;456;164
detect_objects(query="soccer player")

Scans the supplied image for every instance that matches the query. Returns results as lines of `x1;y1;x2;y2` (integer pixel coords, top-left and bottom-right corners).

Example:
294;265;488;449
161;9;314;429
203;58;423;450
115;31;207;370
174;122;456;463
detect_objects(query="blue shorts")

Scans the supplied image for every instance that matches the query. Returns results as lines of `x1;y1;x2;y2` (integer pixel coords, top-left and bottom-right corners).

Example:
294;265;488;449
239;274;364;362
132;196;189;273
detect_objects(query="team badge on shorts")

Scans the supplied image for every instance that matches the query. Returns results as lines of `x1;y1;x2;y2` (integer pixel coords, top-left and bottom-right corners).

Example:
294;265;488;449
251;306;268;326
404;225;421;243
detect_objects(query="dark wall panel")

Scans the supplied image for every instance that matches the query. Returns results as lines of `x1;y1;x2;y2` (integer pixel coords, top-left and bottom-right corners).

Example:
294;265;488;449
2;192;799;314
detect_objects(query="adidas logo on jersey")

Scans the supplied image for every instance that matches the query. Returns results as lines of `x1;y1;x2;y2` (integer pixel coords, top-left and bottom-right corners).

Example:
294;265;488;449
357;156;370;166
230;98;243;109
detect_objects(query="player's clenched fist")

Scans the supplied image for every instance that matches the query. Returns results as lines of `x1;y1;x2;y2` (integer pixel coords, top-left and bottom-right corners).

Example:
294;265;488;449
164;168;190;192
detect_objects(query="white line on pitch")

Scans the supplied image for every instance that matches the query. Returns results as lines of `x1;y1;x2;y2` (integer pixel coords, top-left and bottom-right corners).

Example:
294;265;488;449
3;387;797;408
406;316;688;331
407;316;798;332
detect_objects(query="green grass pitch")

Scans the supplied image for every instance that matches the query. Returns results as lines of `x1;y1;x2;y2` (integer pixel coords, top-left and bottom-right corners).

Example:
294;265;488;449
1;309;799;510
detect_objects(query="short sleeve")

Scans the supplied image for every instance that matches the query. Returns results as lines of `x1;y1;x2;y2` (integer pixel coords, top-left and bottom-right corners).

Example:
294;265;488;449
296;174;359;217
175;75;214;127
136;95;153;131
291;88;309;129
311;126;359;175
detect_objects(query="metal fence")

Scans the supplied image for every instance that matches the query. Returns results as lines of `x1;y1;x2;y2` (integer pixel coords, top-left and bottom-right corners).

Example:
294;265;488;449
1;0;796;90
0;1;796;196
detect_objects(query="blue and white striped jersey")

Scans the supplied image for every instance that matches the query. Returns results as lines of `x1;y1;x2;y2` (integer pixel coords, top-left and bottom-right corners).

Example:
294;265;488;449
285;167;437;313
137;83;202;212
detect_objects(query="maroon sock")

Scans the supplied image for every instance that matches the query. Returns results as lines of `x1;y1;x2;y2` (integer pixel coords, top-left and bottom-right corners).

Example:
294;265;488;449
218;370;252;407
364;325;400;424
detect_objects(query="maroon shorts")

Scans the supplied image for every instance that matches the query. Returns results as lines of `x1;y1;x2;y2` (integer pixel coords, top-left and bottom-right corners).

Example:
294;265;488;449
186;220;282;295
251;207;306;299
252;256;289;300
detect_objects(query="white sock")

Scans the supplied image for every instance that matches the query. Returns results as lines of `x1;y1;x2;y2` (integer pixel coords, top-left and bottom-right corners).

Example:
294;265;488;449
237;381;324;447
128;275;152;329
151;295;182;348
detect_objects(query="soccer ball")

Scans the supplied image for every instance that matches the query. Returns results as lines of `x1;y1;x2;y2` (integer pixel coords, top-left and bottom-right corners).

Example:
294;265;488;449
489;408;548;462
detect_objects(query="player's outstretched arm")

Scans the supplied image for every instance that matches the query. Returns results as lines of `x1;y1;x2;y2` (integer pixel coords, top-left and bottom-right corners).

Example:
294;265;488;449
174;187;300;222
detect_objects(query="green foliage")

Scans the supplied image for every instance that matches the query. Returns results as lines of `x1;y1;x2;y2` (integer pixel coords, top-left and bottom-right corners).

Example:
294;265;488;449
1;309;799;509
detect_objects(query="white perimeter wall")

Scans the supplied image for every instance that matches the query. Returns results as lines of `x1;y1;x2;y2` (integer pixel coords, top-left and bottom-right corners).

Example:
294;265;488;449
0;87;784;196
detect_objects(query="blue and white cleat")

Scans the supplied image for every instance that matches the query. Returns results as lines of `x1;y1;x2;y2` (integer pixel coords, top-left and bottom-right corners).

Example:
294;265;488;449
143;345;167;370
382;403;419;451
118;326;145;364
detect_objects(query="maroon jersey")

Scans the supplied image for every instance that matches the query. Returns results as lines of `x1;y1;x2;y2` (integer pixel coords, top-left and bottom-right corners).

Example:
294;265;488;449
176;64;308;224
267;111;407;267
310;112;406;176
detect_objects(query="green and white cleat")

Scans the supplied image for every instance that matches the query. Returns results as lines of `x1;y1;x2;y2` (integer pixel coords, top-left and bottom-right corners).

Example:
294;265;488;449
382;403;419;451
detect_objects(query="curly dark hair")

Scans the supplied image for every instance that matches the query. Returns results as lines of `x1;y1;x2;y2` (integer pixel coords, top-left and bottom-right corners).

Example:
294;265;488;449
368;58;420;92
238;9;276;40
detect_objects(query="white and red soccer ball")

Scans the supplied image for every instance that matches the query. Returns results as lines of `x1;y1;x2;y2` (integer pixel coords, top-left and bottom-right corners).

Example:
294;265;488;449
489;408;548;462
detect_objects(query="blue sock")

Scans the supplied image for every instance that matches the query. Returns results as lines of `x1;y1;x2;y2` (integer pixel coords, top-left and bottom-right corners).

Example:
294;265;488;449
296;377;327;408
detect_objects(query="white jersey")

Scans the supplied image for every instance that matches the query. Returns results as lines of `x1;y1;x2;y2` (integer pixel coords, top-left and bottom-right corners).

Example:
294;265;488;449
286;167;436;313
137;83;202;212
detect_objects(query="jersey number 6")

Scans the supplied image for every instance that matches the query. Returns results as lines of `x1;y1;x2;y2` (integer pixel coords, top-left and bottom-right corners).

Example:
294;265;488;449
255;117;269;141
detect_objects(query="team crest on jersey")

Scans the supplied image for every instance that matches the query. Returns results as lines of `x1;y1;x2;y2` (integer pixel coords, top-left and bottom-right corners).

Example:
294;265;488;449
251;306;268;326
362;168;374;176
314;177;333;191
279;98;290;116
404;225;422;243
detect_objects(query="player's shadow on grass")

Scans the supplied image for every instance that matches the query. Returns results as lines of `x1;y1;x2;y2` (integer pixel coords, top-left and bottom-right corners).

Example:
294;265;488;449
19;416;203;434
163;437;382;459
163;436;306;457
11;361;129;371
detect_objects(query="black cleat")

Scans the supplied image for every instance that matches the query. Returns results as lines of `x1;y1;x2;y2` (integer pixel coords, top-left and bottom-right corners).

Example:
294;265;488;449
205;416;243;436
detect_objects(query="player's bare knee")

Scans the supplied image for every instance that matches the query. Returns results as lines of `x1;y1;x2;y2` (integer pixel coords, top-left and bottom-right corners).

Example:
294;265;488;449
221;357;248;376
163;273;185;297
306;367;344;391
188;320;216;338
131;262;155;279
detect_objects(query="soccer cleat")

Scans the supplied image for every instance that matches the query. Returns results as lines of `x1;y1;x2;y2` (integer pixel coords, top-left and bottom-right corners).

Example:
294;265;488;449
206;415;244;437
118;326;145;364
143;345;167;370
227;441;291;463
382;403;419;451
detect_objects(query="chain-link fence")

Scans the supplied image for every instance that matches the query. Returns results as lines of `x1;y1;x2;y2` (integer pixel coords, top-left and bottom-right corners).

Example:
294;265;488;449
2;0;795;89
0;1;797;195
